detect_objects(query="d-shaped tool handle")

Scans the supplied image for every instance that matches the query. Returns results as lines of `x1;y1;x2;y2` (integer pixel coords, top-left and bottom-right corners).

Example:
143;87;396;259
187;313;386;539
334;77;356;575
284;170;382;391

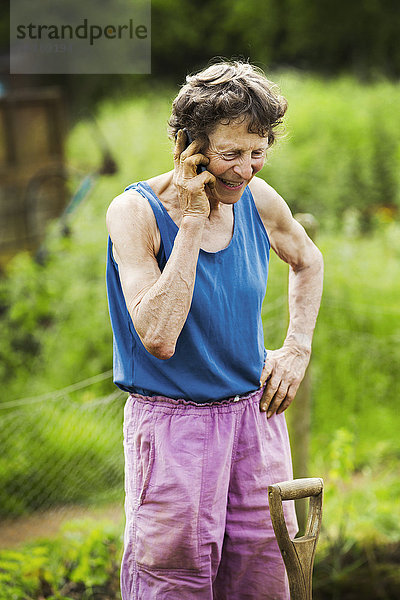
268;478;323;600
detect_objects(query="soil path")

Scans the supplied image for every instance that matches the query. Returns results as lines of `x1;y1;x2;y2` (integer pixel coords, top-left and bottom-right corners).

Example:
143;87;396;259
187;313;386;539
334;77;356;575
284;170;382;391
0;503;124;549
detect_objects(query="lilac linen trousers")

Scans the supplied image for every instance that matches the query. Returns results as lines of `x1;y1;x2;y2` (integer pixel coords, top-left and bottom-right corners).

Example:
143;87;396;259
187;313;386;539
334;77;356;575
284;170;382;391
121;385;298;600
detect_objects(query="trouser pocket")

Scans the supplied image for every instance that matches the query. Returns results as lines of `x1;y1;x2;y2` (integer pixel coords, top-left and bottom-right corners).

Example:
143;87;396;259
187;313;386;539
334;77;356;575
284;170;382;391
127;409;208;571
124;399;155;508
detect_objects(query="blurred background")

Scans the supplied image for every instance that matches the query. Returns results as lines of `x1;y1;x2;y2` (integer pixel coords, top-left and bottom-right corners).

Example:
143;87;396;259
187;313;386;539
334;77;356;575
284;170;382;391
0;1;399;598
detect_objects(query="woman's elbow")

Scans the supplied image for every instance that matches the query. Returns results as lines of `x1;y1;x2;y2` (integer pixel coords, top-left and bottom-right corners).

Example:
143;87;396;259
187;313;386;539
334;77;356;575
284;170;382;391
143;337;176;360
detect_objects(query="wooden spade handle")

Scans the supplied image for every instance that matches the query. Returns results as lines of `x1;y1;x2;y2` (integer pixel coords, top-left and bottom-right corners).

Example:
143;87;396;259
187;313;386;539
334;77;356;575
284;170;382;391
273;477;323;501
268;478;323;600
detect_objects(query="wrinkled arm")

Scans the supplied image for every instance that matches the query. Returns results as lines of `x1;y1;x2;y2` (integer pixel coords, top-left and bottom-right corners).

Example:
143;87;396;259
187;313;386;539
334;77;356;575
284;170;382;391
251;179;324;417
274;216;324;355
106;191;206;360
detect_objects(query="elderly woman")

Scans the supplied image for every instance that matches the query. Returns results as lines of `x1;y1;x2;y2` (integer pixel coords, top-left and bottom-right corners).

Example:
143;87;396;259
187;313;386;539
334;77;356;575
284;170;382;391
106;61;323;600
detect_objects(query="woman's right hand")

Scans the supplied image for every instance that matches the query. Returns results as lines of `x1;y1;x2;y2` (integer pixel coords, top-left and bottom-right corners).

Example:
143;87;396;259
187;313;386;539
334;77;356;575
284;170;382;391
173;130;216;218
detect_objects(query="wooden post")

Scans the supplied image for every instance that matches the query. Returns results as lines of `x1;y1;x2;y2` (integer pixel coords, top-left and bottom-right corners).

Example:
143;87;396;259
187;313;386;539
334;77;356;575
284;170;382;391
286;213;318;536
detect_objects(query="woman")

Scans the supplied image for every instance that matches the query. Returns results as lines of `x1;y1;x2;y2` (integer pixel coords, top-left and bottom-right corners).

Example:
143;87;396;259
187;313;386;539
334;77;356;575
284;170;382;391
106;60;323;599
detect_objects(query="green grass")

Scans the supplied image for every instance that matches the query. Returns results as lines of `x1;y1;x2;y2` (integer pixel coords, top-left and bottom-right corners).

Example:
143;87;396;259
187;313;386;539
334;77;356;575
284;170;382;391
312;228;400;461
266;72;400;227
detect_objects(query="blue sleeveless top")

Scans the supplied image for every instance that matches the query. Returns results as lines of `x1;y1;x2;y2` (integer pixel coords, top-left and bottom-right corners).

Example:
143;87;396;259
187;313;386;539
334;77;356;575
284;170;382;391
106;180;270;403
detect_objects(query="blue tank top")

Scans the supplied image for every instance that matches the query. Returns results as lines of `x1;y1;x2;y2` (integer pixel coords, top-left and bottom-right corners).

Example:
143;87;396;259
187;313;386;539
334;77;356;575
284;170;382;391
106;180;270;403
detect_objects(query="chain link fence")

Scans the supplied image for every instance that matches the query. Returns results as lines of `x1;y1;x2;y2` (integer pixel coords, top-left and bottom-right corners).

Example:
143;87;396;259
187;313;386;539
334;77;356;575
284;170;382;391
0;372;127;545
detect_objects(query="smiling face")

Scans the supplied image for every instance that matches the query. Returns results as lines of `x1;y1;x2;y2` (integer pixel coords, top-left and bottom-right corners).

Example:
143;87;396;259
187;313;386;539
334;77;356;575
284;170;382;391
204;119;268;204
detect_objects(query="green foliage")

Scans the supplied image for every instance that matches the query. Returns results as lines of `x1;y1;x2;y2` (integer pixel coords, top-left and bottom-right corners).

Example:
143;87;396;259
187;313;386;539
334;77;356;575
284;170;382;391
310;225;400;465
301;226;400;549
265;73;400;229
218;0;400;78
0;237;113;401
314;538;400;600
60;520;119;590
0;545;51;600
0;520;121;599
40;0;400;112
327;428;356;484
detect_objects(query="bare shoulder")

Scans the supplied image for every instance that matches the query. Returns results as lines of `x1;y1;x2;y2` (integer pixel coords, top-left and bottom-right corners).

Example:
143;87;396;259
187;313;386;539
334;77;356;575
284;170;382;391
106;188;155;233
106;188;160;263
248;176;292;233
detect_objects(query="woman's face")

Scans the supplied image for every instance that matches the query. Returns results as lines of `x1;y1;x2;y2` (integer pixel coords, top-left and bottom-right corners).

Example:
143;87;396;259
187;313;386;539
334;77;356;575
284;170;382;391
204;119;268;204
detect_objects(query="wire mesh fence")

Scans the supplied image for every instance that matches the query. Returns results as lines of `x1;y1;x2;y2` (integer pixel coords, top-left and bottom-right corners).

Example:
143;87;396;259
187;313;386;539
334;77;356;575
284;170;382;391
0;372;127;544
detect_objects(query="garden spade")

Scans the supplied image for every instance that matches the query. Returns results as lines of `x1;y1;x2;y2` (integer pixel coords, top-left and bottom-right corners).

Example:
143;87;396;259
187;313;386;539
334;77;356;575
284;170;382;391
268;477;323;600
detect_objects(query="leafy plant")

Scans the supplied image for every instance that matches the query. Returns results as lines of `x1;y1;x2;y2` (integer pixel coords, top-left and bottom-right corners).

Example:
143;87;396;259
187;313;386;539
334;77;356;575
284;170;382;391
0;520;122;600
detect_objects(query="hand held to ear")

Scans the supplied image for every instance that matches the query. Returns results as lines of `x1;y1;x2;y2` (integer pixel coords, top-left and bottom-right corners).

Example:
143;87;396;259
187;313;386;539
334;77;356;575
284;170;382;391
173;129;215;219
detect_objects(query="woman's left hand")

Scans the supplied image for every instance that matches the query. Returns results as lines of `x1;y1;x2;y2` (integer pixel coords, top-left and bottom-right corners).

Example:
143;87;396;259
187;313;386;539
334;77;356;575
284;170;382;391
259;344;311;417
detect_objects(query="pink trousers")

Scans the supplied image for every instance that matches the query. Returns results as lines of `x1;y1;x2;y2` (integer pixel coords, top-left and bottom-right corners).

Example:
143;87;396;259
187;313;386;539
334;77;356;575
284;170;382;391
121;386;298;599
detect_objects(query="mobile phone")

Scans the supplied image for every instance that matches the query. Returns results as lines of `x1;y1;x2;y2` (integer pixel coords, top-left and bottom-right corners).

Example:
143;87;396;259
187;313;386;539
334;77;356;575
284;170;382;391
177;128;207;175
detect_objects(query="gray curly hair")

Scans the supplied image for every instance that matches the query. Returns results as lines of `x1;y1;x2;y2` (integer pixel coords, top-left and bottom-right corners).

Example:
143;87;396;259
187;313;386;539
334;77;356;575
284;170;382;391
168;60;287;147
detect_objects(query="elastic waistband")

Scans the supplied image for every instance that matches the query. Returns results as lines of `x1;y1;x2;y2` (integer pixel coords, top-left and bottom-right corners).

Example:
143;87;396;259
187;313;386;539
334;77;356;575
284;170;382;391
129;385;266;414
